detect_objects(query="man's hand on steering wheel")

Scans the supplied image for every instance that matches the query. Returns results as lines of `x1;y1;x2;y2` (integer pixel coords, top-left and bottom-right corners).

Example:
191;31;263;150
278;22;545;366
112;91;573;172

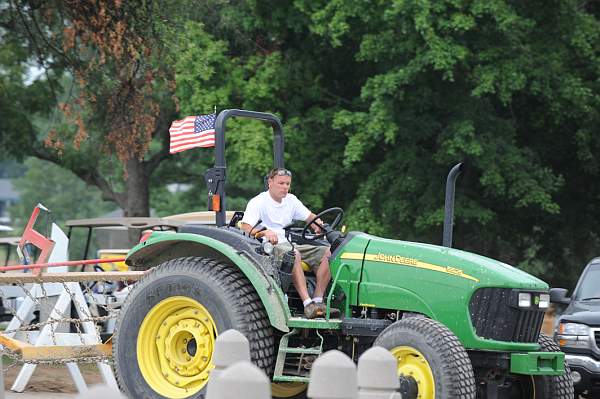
310;218;325;235
302;207;344;241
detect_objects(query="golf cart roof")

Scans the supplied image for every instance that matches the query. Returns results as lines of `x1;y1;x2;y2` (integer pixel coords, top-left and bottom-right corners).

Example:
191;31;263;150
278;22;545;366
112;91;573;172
65;217;183;229
65;211;235;229
0;236;19;246
163;211;235;224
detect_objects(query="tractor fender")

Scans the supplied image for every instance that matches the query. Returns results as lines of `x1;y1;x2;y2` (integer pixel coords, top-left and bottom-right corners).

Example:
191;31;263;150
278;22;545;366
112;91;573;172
126;232;290;332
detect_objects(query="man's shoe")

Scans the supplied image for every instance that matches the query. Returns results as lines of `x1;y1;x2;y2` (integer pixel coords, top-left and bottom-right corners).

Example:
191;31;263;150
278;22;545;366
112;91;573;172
304;302;324;319
316;303;341;318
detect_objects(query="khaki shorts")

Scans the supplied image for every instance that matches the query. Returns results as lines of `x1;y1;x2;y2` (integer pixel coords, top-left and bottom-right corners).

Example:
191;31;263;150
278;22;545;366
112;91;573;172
273;243;329;273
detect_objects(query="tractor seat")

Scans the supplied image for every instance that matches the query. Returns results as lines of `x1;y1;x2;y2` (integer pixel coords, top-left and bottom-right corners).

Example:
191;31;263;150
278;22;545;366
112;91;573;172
300;262;311;272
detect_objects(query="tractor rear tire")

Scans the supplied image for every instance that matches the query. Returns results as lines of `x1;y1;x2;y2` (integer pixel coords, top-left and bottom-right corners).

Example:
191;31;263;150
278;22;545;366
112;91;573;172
271;382;308;398
374;317;476;399
113;257;274;399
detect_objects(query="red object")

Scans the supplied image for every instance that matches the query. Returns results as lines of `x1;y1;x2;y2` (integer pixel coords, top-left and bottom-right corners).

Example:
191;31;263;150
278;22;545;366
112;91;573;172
0;257;127;272
19;205;55;276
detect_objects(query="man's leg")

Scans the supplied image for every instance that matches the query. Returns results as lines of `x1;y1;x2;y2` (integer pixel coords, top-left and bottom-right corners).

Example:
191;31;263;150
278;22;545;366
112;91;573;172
313;247;332;299
308;247;340;318
274;243;321;318
291;249;310;302
291;250;324;318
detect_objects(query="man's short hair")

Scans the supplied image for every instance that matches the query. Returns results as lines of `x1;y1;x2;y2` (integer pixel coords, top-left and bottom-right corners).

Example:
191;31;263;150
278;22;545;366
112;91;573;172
268;168;292;179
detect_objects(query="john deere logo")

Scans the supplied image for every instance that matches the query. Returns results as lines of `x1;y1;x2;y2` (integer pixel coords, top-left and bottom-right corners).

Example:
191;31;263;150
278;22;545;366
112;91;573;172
534;296;540;305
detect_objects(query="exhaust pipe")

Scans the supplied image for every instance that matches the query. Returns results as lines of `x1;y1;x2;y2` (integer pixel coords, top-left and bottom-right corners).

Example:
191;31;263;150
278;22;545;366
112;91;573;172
442;163;464;248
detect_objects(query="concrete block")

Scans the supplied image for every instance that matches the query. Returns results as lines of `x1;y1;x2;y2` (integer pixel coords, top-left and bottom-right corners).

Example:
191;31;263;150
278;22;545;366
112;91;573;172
206;361;270;399
357;346;401;399
307;350;357;399
206;329;251;395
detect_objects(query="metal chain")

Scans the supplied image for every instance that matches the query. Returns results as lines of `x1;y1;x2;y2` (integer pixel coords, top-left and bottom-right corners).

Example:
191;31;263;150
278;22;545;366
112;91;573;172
1;278;127;366
0;348;113;367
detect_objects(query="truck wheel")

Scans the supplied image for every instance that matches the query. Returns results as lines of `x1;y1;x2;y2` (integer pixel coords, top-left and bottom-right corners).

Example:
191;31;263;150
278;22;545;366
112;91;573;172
113;257;274;399
374;317;476;399
509;333;574;398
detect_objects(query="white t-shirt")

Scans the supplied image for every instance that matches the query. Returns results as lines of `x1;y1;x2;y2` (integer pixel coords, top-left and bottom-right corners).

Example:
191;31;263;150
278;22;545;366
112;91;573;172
242;191;311;243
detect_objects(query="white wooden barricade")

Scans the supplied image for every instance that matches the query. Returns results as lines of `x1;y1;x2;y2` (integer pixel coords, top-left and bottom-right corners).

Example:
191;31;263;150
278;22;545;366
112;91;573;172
2;223;117;393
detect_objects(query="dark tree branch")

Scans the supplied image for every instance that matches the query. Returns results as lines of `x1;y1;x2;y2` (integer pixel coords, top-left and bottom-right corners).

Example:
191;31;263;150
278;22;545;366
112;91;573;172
30;144;126;209
28;5;77;68
145;107;175;174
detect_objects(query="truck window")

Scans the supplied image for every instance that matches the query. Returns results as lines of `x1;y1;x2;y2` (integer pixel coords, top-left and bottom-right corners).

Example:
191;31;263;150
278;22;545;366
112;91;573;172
575;264;600;300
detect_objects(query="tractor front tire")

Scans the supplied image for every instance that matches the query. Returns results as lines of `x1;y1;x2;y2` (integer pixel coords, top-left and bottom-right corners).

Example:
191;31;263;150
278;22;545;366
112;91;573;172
509;333;574;398
374;317;476;399
113;257;274;399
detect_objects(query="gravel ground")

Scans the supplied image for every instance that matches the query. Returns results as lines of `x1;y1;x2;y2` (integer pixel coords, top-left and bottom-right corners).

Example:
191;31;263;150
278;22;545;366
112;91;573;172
2;385;123;399
1;363;105;399
3;391;80;398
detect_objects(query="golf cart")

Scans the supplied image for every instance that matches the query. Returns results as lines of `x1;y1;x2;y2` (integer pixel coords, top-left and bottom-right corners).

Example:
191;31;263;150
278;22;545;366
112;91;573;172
64;213;235;339
0;236;20;321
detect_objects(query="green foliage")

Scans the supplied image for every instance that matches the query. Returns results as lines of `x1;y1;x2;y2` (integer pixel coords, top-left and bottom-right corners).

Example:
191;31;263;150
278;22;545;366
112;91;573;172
169;0;600;289
8;158;115;232
1;0;599;289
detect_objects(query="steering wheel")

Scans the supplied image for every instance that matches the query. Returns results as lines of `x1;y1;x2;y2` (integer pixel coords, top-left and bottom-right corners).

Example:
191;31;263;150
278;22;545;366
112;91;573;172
302;207;344;241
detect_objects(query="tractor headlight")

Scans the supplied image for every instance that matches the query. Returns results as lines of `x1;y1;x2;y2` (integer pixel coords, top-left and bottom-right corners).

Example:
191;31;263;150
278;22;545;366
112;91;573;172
538;293;550;309
518;292;531;308
261;241;274;255
556;322;591;349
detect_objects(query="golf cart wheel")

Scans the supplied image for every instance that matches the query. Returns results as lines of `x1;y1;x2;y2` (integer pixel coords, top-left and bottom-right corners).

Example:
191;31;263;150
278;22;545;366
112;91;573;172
113;257;274;399
271;382;307;398
508;333;574;398
374;317;476;399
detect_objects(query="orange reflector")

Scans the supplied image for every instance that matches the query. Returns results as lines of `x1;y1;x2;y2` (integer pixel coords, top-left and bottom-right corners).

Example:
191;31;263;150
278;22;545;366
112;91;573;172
212;194;221;212
559;339;566;346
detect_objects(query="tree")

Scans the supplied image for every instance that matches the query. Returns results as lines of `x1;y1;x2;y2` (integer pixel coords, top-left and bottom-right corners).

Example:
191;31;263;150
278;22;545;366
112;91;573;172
0;0;179;216
174;0;600;287
1;0;599;288
8;157;115;230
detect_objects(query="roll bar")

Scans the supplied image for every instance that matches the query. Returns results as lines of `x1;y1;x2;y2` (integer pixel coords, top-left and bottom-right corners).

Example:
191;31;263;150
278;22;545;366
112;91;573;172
206;109;285;226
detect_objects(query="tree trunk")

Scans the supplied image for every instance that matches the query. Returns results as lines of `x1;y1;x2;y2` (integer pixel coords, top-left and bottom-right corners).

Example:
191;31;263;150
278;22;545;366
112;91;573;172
123;159;150;217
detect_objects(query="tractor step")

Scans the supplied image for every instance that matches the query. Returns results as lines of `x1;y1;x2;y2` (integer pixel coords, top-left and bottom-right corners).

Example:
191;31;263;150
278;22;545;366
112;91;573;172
280;347;322;355
287;316;342;329
273;328;324;383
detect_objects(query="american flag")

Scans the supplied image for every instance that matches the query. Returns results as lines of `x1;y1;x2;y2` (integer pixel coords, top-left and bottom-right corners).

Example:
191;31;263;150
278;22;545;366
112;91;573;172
169;113;216;154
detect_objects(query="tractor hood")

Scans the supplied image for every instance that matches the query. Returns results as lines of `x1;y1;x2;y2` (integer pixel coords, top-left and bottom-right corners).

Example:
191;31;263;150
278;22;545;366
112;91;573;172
362;235;548;289
331;232;549;351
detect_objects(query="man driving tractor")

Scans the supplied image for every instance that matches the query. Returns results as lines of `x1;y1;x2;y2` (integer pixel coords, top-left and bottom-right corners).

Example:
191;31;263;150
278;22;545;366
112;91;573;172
241;168;340;319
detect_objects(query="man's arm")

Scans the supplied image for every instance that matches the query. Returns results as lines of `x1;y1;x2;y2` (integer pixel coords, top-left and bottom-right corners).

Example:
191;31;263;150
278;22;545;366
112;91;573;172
241;196;280;244
241;222;279;243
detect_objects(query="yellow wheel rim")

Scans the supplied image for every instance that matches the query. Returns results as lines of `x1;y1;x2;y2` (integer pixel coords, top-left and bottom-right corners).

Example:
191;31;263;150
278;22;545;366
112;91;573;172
390;346;435;399
137;296;217;398
271;382;307;398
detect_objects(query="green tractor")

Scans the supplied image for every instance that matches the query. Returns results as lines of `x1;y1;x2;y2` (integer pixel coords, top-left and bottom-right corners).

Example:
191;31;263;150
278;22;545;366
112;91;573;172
113;109;573;399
